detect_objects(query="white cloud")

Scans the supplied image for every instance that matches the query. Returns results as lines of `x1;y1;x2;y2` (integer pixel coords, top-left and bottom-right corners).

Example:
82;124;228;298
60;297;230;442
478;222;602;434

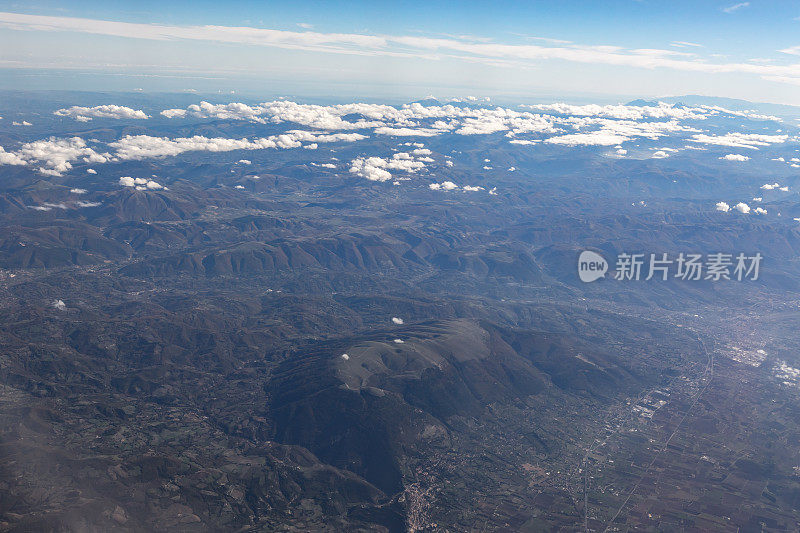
52;299;66;311
734;202;751;214
761;182;780;190
393;339;404;344
349;152;427;182
86;168;97;174
691;132;788;149
9;137;109;175
651;150;670;159
391;317;404;324
524;102;707;121
0;146;27;165
671;41;702;48
716;201;731;212
429;181;458;190
374;126;442;136
754;207;767;214
237;159;252;165
720;153;750;161
109;131;366;160
462;185;485;191
546;131;630;146
722;2;749;13
70;188;87;194
76;200;101;207
12;120;32;126
119;176;135;187
54;105;149;120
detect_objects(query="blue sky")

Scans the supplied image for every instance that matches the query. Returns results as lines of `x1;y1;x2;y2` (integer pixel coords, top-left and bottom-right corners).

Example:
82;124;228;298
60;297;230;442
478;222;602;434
2;1;800;103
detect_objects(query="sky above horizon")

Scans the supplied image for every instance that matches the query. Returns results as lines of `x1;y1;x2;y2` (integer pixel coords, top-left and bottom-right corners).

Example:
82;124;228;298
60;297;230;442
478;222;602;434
2;1;800;104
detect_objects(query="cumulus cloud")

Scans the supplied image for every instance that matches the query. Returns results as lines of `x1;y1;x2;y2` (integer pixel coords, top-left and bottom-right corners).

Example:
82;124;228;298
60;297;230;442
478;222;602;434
760;182;780;190
8;137;109;175
52;299;66;311
734;202;751;214
54;105;149;121
716;201;731;212
86;168;97;174
391;317;404;324
349;152;427;182
651;150;670;159
12;120;32;126
754;207;767;214
429;181;458;190
70;188;87;194
0;146;27;165
720;153;750;161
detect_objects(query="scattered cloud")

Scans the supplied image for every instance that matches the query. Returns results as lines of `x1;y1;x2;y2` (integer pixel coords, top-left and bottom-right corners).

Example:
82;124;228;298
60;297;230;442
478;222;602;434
349;152;427;182
54;105;149;121
719;153;750;161
1;137;109;175
691;132;788;149
429;181;459;190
